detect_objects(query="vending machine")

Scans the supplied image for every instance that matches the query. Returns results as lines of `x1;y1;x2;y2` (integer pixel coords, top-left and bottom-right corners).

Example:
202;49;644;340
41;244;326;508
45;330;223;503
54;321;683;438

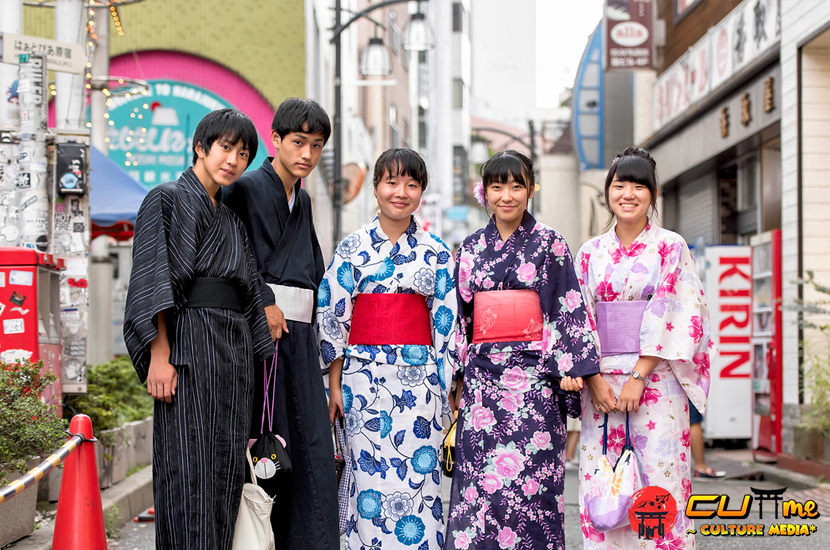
749;230;782;460
0;246;64;406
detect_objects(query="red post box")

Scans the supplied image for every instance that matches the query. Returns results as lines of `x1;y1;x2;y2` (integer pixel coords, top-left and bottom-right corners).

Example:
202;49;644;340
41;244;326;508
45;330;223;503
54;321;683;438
0;246;65;408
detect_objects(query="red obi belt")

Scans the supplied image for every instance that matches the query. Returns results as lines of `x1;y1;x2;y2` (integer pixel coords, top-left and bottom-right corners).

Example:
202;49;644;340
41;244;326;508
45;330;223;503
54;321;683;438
472;289;543;344
349;293;432;346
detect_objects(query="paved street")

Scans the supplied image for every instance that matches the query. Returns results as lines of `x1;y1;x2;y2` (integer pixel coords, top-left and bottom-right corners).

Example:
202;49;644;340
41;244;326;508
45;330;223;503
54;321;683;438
112;449;830;549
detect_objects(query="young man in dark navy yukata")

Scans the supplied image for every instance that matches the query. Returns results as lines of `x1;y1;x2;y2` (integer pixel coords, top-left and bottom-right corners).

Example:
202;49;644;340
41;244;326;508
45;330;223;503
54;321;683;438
222;98;338;550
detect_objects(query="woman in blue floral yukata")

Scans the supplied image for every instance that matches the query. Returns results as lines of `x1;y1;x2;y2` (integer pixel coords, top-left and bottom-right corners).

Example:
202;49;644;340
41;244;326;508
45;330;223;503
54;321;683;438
318;148;457;550
445;150;599;550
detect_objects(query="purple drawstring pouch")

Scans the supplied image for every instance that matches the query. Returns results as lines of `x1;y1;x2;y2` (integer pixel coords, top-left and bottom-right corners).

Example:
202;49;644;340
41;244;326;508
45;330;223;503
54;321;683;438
596;301;648;357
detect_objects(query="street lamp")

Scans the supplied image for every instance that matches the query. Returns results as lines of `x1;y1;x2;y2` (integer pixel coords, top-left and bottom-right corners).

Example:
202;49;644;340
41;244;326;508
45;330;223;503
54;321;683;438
330;0;434;247
471;121;540;214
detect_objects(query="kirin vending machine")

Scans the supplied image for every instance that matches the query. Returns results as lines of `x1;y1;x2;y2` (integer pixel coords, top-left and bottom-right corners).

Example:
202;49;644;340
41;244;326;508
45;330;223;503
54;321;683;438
749;230;782;461
0;246;64;406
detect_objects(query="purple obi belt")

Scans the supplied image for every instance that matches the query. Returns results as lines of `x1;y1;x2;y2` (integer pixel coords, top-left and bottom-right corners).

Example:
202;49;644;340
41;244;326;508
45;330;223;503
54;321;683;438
595;301;647;357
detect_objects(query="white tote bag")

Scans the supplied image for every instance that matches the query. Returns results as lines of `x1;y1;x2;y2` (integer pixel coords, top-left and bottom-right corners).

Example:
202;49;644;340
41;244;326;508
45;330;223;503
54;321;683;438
232;448;275;550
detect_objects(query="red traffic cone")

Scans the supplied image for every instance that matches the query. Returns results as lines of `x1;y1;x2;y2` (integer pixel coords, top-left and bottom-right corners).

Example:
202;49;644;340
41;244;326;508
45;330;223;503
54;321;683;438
52;414;107;550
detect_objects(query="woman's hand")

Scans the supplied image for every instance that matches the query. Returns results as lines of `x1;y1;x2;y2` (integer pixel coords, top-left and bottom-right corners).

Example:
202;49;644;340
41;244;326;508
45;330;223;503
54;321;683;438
617;378;645;412
586;375;617;413
560;376;584;392
328;384;344;423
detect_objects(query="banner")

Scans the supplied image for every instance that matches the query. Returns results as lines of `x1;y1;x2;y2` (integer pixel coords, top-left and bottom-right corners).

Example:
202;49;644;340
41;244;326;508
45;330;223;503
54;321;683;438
604;0;654;71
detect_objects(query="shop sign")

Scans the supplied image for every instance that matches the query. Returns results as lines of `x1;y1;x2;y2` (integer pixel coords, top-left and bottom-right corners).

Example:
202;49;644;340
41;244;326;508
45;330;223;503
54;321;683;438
0;32;85;74
604;0;654;71
106;80;266;188
653;0;779;132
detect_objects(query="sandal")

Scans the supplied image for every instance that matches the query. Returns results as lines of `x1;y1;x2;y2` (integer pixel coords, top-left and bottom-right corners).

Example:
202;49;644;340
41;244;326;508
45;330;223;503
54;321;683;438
693;467;726;479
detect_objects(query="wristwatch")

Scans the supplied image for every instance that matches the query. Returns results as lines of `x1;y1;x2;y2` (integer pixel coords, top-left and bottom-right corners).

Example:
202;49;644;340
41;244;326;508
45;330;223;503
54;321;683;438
631;370;645;382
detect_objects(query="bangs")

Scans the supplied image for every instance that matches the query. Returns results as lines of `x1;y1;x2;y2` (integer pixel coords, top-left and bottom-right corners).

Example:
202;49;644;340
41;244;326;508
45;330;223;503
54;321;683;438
373;148;428;189
482;153;528;187
612;155;654;187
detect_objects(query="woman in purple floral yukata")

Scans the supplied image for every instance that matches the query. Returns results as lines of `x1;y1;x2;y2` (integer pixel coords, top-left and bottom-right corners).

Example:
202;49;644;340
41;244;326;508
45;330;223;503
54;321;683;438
445;150;600;550
570;147;712;549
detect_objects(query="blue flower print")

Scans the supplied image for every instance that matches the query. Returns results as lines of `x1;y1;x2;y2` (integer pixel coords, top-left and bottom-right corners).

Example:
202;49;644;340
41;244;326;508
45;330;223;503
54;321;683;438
411;445;437;475
412;267;435;295
434;268;453;299
345;409;365;437
395;515;426;545
433;305;454;336
321;311;343;341
337;233;361;258
374;257;395;281
342;384;354;413
401;345;428;366
336;261;356;294
397;364;427;386
356;489;382;519
379;410;393;438
320;341;336;365
383;491;414;522
318;278;331;308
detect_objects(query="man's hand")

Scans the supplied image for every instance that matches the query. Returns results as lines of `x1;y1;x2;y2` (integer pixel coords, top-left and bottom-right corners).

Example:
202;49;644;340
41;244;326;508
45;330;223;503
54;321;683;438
265;304;289;340
147;358;178;403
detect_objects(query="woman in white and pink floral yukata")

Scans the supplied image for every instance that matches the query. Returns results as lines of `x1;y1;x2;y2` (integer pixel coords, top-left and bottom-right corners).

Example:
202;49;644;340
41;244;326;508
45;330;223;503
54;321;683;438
445;150;599;550
571;147;713;549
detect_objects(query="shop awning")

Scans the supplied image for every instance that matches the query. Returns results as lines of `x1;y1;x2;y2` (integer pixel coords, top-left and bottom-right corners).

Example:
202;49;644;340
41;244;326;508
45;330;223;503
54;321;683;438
89;146;148;240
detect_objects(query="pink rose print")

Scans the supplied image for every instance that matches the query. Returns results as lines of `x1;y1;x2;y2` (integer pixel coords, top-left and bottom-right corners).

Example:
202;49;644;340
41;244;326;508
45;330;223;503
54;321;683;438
639;386;662;407
541;387;553;398
482;277;496;289
688;315;703;343
516;262;537;284
532;431;551;449
606;425;626;455
558;352;574;373
580;509;605;543
469;403;497;431
552;240;567;257
464;486;479;502
489;350;508;365
482;471;504;494
500;391;523;413
458;256;473;301
502;366;531;393
561;289;582;312
497;526;518;549
454;531;472;550
522;478;540;497
680;429;691;448
493;447;526;480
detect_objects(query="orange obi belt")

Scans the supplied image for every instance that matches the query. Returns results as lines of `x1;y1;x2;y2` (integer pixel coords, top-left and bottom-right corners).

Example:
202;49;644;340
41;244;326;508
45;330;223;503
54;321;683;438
472;289;543;344
348;293;432;346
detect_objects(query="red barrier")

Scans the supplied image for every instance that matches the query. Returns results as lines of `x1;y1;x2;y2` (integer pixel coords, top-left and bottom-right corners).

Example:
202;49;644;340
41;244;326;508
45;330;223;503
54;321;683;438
52;414;107;550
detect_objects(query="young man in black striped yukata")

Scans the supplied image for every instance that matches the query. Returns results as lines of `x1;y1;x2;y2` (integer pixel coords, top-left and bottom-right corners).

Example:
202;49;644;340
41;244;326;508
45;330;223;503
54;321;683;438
124;109;273;550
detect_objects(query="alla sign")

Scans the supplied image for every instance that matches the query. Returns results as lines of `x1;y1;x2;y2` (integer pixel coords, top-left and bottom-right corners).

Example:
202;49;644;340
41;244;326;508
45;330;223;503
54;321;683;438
604;0;654;71
106;80;266;188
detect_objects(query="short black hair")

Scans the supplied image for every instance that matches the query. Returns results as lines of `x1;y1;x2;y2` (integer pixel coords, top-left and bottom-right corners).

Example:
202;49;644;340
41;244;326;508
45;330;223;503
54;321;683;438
604;147;658;213
372;148;429;191
191;108;258;166
481;149;534;190
271;98;332;143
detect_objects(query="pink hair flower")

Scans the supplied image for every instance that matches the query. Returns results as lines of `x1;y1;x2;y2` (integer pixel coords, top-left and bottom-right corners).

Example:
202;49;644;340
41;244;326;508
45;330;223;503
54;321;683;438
473;180;488;209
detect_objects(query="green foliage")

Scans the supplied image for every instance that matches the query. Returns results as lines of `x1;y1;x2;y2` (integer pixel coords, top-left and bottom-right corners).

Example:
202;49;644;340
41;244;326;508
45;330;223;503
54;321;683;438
0;360;68;481
63;356;153;435
795;271;830;431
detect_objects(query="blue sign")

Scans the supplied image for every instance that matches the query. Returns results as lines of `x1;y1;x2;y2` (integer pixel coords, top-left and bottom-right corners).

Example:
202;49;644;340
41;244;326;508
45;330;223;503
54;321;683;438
106;80;267;188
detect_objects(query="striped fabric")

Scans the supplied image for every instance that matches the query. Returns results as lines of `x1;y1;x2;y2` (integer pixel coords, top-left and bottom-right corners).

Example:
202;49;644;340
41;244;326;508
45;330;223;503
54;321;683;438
124;169;272;550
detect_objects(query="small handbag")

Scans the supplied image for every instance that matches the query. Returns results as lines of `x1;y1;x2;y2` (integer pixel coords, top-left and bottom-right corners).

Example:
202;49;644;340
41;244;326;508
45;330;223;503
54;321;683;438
333;415;351;535
250;341;292;500
585;412;642;532
232;448;275;550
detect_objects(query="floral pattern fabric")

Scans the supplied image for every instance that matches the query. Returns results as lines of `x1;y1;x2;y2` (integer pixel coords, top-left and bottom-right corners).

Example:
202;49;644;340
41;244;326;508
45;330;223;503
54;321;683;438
575;222;712;550
446;213;599;550
318;216;457;550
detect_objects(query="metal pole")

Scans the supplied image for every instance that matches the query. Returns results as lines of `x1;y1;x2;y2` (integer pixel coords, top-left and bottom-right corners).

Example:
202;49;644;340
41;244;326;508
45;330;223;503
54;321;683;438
332;0;343;248
528;119;537;215
54;0;85;130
